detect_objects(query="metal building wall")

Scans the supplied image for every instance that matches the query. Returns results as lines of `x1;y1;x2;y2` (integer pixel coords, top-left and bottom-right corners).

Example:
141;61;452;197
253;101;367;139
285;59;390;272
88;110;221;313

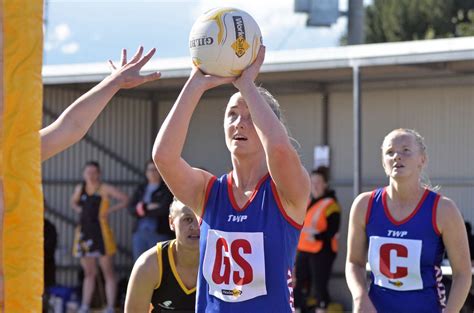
42;86;156;286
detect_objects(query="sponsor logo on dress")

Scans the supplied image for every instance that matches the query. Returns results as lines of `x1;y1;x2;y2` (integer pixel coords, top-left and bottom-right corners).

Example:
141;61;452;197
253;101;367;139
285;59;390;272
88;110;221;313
158;300;175;309
221;289;243;297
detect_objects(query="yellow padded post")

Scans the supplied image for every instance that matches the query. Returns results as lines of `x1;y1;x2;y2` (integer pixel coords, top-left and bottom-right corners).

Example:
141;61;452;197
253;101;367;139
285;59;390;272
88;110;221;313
0;0;44;311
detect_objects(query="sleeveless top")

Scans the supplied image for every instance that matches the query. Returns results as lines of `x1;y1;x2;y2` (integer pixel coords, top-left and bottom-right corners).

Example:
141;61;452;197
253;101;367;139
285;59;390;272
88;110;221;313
197;173;302;312
366;187;446;313
151;240;196;312
73;183;116;257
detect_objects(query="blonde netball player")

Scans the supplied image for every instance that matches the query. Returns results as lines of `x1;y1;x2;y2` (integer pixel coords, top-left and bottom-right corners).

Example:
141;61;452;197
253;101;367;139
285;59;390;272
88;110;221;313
153;46;310;312
346;129;471;313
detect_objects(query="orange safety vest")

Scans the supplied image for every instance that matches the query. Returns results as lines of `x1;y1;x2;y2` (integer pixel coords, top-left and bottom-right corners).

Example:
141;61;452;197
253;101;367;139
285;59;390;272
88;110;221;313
297;197;340;253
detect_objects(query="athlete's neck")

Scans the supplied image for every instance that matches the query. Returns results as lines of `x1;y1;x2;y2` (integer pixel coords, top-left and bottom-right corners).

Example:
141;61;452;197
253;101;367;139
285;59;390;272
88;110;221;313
386;180;425;206
174;244;199;268
85;180;101;192
231;159;267;191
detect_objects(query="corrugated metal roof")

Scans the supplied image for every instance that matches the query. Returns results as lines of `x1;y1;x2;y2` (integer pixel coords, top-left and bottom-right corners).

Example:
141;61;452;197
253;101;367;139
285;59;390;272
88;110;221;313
42;36;474;85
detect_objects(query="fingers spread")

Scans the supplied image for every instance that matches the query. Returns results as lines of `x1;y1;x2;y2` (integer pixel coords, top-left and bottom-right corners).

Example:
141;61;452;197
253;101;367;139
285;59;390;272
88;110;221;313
130;46;144;63
108;60;117;70
121;49;127;66
136;48;156;68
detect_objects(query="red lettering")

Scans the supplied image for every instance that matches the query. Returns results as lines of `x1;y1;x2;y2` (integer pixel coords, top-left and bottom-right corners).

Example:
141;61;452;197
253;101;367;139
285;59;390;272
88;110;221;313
212;238;231;284
380;243;408;279
231;239;253;285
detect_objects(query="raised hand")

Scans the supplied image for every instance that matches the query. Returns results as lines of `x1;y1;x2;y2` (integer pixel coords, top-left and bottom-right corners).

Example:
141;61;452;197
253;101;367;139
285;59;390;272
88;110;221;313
188;66;234;93
233;45;265;90
108;46;161;89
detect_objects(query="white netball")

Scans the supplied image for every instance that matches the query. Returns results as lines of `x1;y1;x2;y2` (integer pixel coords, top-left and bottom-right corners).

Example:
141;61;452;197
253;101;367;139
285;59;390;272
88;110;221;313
189;7;262;77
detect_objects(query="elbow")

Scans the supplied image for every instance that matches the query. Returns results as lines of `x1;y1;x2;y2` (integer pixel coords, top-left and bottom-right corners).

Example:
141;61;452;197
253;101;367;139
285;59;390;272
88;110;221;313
152;145;175;170
267;142;293;162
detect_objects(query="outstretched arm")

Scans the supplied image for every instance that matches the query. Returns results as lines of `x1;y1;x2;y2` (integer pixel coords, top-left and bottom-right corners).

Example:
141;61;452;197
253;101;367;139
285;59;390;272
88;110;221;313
40;46;161;162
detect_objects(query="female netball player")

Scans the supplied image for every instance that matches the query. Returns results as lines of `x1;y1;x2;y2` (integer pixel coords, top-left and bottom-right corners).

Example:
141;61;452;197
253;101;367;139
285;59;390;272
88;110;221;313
152;46;310;312
346;128;471;313
125;199;199;312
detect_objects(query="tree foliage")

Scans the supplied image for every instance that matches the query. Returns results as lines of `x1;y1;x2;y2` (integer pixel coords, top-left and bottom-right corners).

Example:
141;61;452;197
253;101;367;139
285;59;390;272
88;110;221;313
365;0;474;43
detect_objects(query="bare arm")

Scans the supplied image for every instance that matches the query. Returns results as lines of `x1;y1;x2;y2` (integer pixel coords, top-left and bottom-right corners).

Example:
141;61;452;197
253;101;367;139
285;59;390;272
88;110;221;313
70;184;83;214
345;192;377;313
125;247;160;313
233;46;310;223
41;47;161;162
103;184;129;214
437;197;472;313
152;69;232;215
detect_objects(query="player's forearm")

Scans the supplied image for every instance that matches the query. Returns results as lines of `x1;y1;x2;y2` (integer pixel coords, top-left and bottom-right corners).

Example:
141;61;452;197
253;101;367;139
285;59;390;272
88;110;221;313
238;82;290;151
57;75;121;137
40;75;122;161
444;273;472;313
109;199;129;213
345;262;369;300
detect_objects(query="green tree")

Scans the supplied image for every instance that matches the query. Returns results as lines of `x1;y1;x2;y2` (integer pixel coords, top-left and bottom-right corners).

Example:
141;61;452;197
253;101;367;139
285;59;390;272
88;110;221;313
364;0;474;43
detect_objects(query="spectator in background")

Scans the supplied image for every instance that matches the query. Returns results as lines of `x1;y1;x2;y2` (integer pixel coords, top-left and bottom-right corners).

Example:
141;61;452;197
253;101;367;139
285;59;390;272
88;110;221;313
71;161;129;313
128;160;174;261
294;166;341;313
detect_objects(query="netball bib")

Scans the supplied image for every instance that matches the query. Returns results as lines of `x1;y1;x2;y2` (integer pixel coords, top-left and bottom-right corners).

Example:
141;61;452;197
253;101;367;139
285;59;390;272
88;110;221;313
368;236;423;291
202;229;267;302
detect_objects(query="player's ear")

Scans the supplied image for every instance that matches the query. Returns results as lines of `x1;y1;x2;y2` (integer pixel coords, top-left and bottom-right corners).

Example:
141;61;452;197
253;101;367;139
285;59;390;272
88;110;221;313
169;215;175;231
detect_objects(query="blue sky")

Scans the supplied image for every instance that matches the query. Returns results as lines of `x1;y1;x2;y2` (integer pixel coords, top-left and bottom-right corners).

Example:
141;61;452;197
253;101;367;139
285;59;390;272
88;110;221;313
44;0;367;65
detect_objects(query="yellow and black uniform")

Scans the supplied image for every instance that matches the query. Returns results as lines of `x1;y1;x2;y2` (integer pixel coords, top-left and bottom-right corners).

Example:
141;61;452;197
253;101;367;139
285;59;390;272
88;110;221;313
150;240;196;312
73;183;117;257
294;190;341;311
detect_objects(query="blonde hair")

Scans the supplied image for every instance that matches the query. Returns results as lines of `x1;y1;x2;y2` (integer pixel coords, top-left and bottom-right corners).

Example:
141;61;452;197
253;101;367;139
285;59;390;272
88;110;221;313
381;128;438;191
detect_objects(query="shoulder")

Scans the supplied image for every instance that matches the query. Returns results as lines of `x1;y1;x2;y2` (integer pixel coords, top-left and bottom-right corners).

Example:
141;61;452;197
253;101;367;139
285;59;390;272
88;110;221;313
72;184;83;195
435;195;464;234
101;183;123;195
349;191;374;226
352;191;374;212
100;182;111;191
133;244;160;283
436;195;460;220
